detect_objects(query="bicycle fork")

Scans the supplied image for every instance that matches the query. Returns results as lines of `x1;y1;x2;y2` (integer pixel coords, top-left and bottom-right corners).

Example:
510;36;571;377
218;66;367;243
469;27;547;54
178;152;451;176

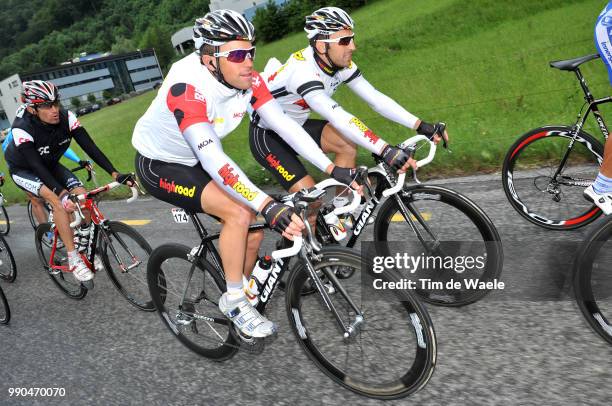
300;251;364;341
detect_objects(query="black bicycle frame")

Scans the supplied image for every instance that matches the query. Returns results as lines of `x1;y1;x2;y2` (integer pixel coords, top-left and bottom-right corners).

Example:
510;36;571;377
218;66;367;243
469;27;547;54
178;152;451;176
553;68;611;180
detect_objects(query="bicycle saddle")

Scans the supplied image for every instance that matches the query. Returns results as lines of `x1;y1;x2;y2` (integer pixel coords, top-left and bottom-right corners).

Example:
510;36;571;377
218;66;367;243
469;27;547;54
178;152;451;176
549;54;600;71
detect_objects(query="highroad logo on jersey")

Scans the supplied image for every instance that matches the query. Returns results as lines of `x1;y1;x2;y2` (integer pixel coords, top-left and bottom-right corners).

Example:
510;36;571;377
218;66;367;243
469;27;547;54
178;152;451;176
266;153;295;181
349;117;379;144
159;178;196;197
218;163;259;201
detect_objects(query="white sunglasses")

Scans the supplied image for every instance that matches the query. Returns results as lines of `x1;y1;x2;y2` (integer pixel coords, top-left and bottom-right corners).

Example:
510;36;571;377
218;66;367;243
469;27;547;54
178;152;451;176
212;47;256;63
316;34;355;46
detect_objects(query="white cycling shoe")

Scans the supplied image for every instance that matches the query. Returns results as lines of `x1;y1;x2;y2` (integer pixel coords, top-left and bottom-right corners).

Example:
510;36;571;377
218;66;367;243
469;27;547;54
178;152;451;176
218;292;277;338
69;255;94;285
584;185;612;215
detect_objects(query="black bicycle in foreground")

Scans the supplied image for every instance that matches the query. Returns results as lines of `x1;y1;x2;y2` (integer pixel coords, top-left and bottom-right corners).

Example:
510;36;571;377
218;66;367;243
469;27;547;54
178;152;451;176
147;177;437;400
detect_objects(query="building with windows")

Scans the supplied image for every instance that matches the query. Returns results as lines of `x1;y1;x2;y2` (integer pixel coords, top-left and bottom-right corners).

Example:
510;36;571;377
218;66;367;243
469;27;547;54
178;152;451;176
0;49;163;127
0;74;22;129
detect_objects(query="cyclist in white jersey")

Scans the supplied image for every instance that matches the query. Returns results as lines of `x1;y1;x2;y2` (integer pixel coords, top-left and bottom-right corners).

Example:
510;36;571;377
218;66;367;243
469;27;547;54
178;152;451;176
250;7;449;196
132;10;359;338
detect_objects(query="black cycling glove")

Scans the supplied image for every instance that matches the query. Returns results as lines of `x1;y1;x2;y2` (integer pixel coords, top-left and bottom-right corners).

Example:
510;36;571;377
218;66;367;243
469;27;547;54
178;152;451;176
116;173;136;186
330;166;362;187
261;200;296;234
381;145;410;171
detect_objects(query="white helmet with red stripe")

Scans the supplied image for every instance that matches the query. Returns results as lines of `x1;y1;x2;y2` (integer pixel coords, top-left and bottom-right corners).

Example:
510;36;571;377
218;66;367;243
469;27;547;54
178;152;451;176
21;80;59;106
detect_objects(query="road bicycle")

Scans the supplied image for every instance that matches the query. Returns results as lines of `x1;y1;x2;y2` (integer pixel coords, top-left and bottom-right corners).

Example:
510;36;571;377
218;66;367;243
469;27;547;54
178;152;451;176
33;180;155;311
147;179;437;399
292;133;503;307
573;215;612;345
0;173;10;236
27;161;97;231
503;53;608;230
0;283;9;324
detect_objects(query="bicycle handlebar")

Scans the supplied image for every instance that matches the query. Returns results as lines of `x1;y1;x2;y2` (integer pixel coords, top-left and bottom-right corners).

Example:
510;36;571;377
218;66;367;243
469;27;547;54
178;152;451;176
383;134;437;197
271;236;303;260
68;181;139;228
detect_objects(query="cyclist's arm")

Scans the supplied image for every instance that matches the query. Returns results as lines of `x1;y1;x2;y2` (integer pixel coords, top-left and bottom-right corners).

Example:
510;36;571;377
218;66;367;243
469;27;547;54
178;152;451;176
254;97;334;173
167;82;269;211
12;129;65;194
72;127;117;175
345;75;420;130
303;89;387;154
62;147;81;164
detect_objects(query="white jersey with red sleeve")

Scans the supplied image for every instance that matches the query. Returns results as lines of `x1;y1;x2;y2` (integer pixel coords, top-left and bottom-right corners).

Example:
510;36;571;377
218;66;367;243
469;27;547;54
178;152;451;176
132;52;273;167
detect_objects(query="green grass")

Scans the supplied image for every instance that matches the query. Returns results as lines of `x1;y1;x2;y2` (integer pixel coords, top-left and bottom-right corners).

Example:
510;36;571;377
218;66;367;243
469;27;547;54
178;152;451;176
2;0;610;203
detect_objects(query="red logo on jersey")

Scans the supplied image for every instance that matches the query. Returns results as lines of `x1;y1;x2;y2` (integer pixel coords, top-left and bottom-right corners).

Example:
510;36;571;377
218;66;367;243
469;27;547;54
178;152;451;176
218;163;259;201
293;99;309;110
233;112;245;119
18;137;32;144
349;117;379;144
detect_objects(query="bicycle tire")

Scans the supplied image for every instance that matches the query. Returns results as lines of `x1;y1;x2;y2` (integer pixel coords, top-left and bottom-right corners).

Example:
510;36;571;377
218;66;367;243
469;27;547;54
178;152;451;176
502;125;604;230
0;204;9;236
100;221;155;311
0;235;17;283
27;200;51;231
374;184;503;306
286;246;436;399
0;285;9;324
34;222;87;300
147;243;239;361
574;217;612;345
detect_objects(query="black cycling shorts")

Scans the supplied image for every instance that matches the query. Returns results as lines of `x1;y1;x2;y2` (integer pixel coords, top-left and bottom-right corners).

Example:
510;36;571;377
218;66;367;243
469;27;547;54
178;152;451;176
249;119;328;190
135;152;212;213
10;164;83;196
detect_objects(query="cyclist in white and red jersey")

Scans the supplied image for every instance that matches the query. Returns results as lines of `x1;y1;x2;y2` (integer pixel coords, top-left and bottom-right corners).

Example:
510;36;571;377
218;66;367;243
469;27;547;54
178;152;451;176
250;6;449;195
132;10;359;338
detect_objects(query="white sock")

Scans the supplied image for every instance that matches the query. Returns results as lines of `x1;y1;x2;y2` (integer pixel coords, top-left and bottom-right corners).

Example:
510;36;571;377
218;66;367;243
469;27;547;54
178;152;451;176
226;280;245;301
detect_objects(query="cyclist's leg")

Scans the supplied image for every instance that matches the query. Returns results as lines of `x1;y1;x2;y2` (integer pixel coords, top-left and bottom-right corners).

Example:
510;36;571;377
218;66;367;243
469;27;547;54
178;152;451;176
27;192;48;224
249;122;317;224
200;181;264;280
318;122;357;168
51;164;90;224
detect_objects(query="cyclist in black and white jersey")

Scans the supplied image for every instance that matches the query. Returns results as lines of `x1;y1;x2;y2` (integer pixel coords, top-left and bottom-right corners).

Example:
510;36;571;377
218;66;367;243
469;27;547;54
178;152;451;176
249;6;449;197
4;80;134;286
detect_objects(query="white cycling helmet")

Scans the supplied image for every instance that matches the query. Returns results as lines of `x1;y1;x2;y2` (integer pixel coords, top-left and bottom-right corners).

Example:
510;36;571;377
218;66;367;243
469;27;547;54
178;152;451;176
304;7;354;39
21;80;59;106
193;9;255;52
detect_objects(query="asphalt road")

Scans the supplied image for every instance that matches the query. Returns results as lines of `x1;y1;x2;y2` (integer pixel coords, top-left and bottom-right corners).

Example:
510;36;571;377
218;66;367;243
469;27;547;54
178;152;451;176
0;173;611;405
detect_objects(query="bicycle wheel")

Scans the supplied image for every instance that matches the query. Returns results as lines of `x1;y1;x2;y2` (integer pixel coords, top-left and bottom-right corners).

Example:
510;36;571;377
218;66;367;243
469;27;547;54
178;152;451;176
99;221;154;311
286;246;436;399
374;185;503;306
34;222;87;299
0;204;9;236
574;218;612;345
0;235;17;283
147;243;239;361
502;125;604;230
27;200;50;230
0;285;9;325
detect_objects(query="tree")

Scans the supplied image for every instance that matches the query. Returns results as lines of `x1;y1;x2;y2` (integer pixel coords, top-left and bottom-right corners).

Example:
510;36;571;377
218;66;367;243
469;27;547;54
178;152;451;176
139;24;174;70
102;90;112;100
87;93;96;104
111;37;136;54
71;97;81;109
